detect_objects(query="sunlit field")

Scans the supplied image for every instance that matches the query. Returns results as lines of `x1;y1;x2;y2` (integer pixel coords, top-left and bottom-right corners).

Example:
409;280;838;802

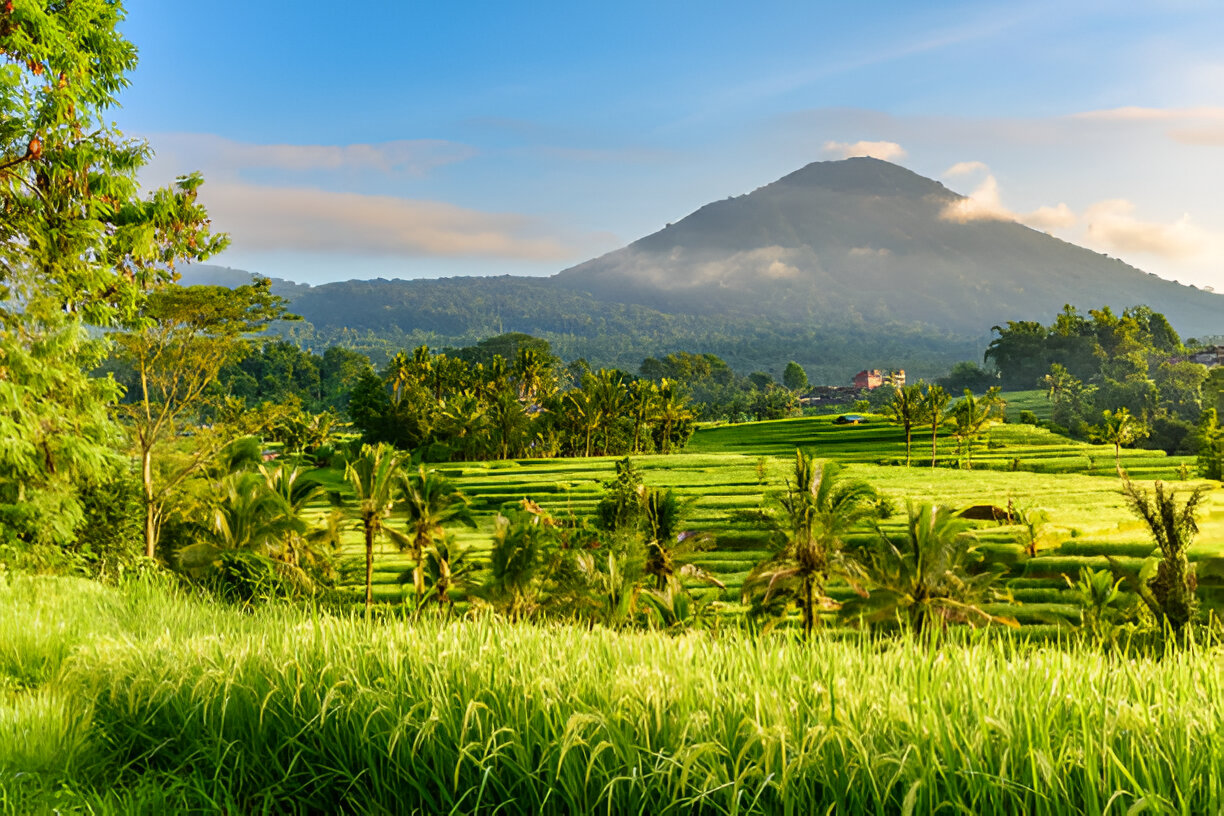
313;413;1221;627
6;574;1224;814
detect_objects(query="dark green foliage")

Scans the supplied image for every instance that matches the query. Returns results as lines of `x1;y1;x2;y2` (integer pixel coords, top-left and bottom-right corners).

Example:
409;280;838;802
782;361;809;391
938;361;999;393
1120;479;1206;632
596;458;644;533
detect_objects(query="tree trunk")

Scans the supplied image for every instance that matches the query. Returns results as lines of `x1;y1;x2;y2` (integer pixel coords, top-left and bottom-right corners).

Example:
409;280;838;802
904;425;912;467
142;445;156;559
802;575;814;639
931;422;938;468
364;525;374;614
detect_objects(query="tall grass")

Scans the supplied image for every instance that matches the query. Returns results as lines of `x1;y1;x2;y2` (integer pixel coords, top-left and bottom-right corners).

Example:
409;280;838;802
5;574;1224;813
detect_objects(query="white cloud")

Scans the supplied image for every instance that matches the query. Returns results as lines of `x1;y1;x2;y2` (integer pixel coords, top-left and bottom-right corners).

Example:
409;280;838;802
1024;203;1078;231
940;161;1078;231
151;133;477;176
822;140;908;162
202;183;571;260
944;160;989;177
1072;106;1224;122
1082;199;1209;260
941;171;1015;223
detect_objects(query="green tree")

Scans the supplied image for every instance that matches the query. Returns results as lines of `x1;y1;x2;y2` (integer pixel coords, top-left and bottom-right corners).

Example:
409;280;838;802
744;452;877;638
399;465;475;607
782;361;809;392
1121;478;1206;633
342;443;411;614
114;281;290;559
1;2;225;554
885;383;926;466
951;387;1004;469
842;502;1013;633
922;383;952;468
1094;407;1147;476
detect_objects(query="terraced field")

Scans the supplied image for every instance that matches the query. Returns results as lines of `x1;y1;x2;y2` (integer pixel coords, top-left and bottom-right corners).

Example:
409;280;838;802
320;414;1224;627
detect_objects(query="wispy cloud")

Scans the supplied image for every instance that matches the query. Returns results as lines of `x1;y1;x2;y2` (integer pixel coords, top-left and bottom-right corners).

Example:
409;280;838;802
1083;199;1209;259
822;140;907;161
150;133;478;176
200;182;572;260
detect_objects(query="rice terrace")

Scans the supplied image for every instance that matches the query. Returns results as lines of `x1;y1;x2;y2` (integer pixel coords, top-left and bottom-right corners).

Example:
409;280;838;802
7;1;1224;814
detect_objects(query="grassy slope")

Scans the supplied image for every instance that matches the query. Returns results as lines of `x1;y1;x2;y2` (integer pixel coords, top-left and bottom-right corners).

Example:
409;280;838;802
6;574;1224;814
316;414;1223;624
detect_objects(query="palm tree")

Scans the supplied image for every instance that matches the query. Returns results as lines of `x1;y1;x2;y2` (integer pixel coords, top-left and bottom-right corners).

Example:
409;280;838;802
951;387;1004;469
841;502;1014;633
590;368;630;455
385;351;413;405
512;346;551;404
654;379;693;454
259;462;340;572
419;536;480;610
1120;478;1206;633
743;451;877;638
343;442;410;614
885;383;926;466
639;486;716;591
1095;407;1147;476
922;383;951;468
563;388;600;457
400;465;476;607
486;389;530;460
484;507;557;621
628;379;658;453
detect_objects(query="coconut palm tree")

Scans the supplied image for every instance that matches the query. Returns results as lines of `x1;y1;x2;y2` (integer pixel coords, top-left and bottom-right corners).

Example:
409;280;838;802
841;502;1014;633
639;486;717;591
885;383;926;466
563;388;600;457
1095;407;1147;476
743;451;878;638
628;379;659;453
419;536;480;610
400;465;476;607
654;379;693;454
951;387;1004;469
589;368;630;455
1120;478;1206;633
343;442;410;614
922;383;951;468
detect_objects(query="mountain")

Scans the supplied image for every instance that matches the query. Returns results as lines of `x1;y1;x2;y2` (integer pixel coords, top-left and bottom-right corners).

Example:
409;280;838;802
180;158;1224;381
553;157;1224;336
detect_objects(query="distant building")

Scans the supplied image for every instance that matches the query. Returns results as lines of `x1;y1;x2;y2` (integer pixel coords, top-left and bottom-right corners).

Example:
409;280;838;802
1170;346;1224;367
853;369;884;389
887;369;906;387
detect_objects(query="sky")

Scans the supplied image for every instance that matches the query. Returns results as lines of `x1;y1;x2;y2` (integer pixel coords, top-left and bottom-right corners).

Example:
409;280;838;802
117;0;1224;290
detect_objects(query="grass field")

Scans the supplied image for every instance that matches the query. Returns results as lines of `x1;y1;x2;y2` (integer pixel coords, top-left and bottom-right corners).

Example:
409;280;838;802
318;414;1221;626
7;574;1224;814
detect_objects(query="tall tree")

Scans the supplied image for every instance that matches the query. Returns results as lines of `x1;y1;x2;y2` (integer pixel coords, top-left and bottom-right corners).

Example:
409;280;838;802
885;384;926;466
922;383;951;468
951;387;1004;469
114;280;289;559
342;443;410;613
745;452;877;637
1094;407;1147;476
399;465;475;606
1;1;226;552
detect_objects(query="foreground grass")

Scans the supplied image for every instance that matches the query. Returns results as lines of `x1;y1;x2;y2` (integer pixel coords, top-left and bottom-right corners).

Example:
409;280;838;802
5;574;1224;814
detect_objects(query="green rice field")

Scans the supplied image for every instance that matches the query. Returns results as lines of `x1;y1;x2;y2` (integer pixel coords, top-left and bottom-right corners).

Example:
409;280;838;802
321;413;1223;626
6;573;1224;814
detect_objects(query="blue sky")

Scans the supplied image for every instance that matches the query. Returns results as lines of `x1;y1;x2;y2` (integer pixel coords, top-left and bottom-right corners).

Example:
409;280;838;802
117;1;1224;290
